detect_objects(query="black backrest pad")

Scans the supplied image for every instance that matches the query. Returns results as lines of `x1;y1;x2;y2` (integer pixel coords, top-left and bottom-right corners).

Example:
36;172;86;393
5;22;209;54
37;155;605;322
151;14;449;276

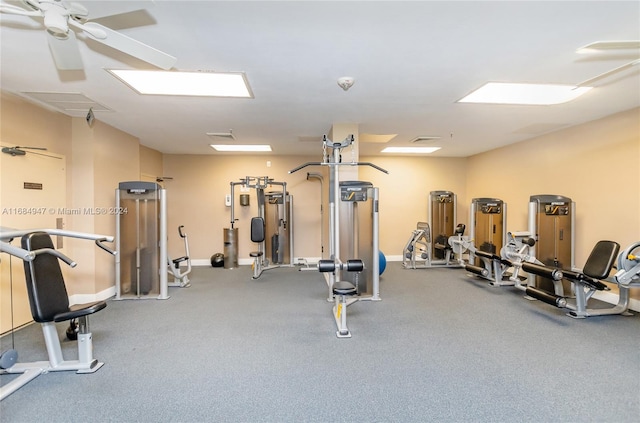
251;217;265;243
583;240;620;280
21;232;70;323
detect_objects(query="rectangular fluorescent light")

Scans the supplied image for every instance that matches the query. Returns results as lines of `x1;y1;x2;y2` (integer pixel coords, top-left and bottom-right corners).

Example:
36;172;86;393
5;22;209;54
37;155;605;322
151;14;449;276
458;82;591;105
210;145;272;152
381;147;441;154
107;70;253;97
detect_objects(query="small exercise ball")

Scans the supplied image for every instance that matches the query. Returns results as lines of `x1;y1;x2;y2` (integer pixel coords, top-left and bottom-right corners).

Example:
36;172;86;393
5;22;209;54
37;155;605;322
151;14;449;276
379;251;387;275
211;253;224;267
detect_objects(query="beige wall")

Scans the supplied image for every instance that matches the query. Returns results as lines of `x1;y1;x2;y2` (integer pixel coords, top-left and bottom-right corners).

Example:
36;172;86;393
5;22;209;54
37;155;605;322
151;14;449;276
162;154;469;261
1;90;638;308
466;108;639;263
162;155;325;261
466;108;640;299
359;156;468;256
140;145;164;180
0;92;142;300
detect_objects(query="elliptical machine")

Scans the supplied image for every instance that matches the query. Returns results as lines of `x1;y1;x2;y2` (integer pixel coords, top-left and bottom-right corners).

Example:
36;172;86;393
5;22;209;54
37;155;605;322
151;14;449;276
167;225;191;287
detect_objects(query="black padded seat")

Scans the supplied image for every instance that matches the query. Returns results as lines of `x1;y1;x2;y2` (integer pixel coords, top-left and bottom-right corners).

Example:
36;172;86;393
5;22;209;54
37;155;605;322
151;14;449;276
250;251;263;258
583;240;620;280
21;232;107;324
333;281;357;296
172;256;189;265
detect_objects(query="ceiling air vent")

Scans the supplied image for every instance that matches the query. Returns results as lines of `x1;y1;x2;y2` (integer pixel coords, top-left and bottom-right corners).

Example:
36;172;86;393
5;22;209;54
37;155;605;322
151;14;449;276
206;130;236;140
411;136;441;143
20;92;111;117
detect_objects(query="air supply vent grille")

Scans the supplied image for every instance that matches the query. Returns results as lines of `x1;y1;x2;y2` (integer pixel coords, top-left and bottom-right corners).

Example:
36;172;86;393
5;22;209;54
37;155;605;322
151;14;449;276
20;92;112;117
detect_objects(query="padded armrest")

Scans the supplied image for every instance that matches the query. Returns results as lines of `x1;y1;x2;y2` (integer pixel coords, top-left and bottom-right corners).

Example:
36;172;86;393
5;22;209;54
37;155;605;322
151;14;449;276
53;301;107;323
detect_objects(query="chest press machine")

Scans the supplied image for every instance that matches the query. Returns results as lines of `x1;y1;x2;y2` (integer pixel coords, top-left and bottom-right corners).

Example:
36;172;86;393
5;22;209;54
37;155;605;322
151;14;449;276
290;135;388;338
0;228;115;400
227;176;293;279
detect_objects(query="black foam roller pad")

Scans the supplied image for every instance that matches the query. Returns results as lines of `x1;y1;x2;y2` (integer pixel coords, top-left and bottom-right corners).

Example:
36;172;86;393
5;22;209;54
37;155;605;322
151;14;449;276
525;287;565;308
345;259;364;272
318;260;335;273
522;262;563;280
465;264;489;277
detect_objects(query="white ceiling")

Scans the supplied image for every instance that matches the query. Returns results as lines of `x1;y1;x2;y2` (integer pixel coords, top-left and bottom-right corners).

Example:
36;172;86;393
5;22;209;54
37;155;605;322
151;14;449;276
1;0;639;157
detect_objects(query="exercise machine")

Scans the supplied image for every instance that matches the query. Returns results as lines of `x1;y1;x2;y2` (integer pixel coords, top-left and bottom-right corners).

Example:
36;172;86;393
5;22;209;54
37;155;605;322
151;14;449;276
524;240;640;318
403;191;465;268
528;195;575;295
226;176;293;278
0;228;115;400
290;135;387;337
167;225;191;287
462;229;556;292
469;195;574;293
403;223;467;269
115;181;169;300
463;198;508;283
318;259;364;338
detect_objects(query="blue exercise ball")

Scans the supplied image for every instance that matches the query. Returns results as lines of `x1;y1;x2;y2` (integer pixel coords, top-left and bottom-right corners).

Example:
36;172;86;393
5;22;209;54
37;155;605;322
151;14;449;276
379;251;387;275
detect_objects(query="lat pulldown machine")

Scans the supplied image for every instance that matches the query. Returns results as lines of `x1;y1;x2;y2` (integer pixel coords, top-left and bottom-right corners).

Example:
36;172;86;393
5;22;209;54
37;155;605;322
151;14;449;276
290;135;388;337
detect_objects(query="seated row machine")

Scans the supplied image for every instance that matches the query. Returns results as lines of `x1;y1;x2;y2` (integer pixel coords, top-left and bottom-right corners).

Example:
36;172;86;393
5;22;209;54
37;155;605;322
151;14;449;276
0;230;114;400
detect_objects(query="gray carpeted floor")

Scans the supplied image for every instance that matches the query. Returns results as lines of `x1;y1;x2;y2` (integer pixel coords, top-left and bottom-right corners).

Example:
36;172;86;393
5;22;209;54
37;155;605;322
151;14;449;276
1;262;639;422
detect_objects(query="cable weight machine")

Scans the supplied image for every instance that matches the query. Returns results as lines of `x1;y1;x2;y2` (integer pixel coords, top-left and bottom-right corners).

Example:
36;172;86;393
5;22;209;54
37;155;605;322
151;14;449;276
289;135;388;337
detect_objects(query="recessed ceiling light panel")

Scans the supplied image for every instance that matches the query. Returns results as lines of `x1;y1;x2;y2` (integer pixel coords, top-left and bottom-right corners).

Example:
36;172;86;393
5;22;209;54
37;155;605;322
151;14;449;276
108;70;253;98
210;145;271;152
381;147;441;154
458;82;591;105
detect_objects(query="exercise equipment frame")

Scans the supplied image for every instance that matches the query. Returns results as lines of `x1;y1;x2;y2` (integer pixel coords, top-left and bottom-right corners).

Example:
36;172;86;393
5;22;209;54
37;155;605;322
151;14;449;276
290;135;387;337
0;228;115;401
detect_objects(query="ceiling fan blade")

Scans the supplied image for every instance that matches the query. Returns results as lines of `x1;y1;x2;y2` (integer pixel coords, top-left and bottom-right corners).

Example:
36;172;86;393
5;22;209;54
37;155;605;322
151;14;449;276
72;0;155;20
0;2;41;16
577;59;640;87
577;40;640;52
46;29;84;70
77;21;176;69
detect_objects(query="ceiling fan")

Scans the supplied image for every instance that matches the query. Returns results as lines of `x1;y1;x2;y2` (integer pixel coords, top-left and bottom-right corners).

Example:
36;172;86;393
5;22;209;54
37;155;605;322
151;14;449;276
1;146;61;159
576;40;640;87
0;0;177;70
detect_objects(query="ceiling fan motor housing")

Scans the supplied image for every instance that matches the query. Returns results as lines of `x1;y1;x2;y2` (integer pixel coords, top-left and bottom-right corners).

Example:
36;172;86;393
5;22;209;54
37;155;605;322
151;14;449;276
40;0;70;38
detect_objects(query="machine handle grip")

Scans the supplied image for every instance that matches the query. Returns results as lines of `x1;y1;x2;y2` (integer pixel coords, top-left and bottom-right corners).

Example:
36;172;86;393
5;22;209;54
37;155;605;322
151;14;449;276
33;248;77;268
0;241;36;261
95;238;117;256
289;162;323;174
178;225;185;238
356;162;390;174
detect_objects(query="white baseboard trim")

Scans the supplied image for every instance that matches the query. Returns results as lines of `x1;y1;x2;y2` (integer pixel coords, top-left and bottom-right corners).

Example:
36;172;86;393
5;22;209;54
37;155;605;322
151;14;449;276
386;255;403;262
75;257;639;314
192;257;324;267
69;285;116;306
593;290;640;313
